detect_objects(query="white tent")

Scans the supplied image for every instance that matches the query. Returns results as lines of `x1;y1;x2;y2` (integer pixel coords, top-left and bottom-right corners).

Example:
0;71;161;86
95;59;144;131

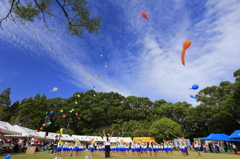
38;131;58;140
103;137;132;143
72;135;103;142
59;134;74;141
0;121;22;135
11;125;45;139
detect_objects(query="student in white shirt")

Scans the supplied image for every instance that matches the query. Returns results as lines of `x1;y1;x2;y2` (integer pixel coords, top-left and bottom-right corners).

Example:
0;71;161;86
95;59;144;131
103;130;114;158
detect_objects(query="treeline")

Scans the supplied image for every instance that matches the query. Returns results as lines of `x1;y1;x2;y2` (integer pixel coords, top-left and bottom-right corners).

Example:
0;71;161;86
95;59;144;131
0;69;239;142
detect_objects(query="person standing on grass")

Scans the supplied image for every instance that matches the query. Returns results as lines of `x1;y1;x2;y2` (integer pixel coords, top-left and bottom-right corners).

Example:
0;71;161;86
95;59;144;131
232;143;238;154
194;141;201;157
103;130;114;158
52;135;59;154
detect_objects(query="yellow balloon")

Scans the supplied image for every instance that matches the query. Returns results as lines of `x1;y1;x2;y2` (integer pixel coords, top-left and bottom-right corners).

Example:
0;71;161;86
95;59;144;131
100;55;103;57
95;75;98;77
105;65;108;67
60;110;63;112
70;110;72;113
87;78;91;81
94;89;98;91
75;102;78;104
77;95;80;97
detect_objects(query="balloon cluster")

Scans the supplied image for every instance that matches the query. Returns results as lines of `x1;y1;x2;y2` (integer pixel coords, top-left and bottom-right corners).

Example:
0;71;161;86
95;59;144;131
189;84;199;100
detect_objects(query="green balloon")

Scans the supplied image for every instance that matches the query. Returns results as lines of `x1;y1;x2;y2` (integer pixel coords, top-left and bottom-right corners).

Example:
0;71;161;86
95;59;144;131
72;109;75;111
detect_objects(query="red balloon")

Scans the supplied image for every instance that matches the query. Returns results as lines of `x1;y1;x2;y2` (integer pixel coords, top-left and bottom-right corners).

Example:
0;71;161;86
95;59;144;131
76;113;78;116
141;12;149;21
44;136;46;138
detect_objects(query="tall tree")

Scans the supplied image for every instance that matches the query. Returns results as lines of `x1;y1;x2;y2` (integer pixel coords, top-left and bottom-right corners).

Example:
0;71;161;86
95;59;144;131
0;0;102;37
0;88;11;121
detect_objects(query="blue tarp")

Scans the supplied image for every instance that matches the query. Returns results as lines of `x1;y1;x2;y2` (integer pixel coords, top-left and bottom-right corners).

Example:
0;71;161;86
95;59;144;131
201;133;239;141
229;130;240;139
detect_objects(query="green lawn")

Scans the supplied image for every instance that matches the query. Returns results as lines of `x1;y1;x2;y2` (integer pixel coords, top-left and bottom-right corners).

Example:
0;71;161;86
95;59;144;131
0;150;239;159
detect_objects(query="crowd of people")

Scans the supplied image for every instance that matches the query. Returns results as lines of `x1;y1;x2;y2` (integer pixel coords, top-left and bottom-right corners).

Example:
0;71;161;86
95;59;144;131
0;135;238;158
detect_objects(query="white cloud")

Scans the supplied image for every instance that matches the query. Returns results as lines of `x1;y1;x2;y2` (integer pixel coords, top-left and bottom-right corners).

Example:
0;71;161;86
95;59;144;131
0;0;239;106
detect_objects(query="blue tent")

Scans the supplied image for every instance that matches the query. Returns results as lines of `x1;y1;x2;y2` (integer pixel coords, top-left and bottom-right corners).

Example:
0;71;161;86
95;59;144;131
201;133;238;141
228;130;240;139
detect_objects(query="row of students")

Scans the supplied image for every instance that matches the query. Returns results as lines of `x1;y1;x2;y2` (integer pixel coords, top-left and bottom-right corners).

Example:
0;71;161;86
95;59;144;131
52;137;201;158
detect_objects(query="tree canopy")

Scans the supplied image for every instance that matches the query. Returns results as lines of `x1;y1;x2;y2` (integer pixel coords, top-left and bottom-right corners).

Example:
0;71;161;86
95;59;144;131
0;0;102;37
1;68;240;142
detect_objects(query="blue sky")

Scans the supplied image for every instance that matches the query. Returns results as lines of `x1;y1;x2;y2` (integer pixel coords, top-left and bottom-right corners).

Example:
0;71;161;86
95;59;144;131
0;0;240;106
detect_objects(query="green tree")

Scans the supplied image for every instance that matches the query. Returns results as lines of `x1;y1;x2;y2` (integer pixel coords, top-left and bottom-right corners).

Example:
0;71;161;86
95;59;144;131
0;0;102;37
149;117;182;142
0;88;11;121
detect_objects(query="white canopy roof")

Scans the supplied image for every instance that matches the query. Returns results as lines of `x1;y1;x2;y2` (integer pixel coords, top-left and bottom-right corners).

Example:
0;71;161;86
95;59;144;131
38;132;74;141
72;135;103;142
11;125;45;139
0;121;22;135
103;137;132;143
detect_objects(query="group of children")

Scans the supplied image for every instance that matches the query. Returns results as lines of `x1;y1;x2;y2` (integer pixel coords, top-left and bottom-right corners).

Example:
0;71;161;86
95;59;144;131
53;138;201;158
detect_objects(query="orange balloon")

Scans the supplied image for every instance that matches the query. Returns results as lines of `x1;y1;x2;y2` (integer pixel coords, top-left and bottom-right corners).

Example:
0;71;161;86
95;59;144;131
63;115;66;117
181;40;192;66
40;127;43;130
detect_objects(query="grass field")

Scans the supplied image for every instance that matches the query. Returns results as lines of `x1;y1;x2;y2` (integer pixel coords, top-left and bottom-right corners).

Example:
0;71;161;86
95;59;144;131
0;150;239;159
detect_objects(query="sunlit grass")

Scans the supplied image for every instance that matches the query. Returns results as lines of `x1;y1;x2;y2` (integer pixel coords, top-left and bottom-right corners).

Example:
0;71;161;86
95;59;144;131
0;150;239;159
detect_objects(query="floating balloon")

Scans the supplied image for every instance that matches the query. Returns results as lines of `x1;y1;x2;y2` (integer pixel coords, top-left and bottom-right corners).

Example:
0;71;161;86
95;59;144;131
76;113;78;116
181;40;192;66
105;65;108;67
40;127;43;130
95;75;98;77
75;102;78;104
72;109;75;111
93;86;96;88
44;136;46;138
87;78;91;81
18;123;22;126
42;123;46;126
49;87;58;92
77;95;80;97
141;12;149;21
35;129;38;132
38;120;40;122
93;94;96;97
190;94;198;99
191;84;199;90
63;115;66;117
60;110;63;112
48;122;52;124
70;110;72;113
49;111;54;114
94;89;98;91
100;55;103;57
4;154;12;159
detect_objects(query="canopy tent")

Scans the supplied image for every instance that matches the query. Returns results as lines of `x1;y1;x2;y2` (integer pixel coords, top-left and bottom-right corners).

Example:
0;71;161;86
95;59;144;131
59;134;74;141
11;125;45;139
38;131;54;140
228;130;240;140
201;133;238;141
103;137;132;143
72;135;103;142
0;121;22;135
